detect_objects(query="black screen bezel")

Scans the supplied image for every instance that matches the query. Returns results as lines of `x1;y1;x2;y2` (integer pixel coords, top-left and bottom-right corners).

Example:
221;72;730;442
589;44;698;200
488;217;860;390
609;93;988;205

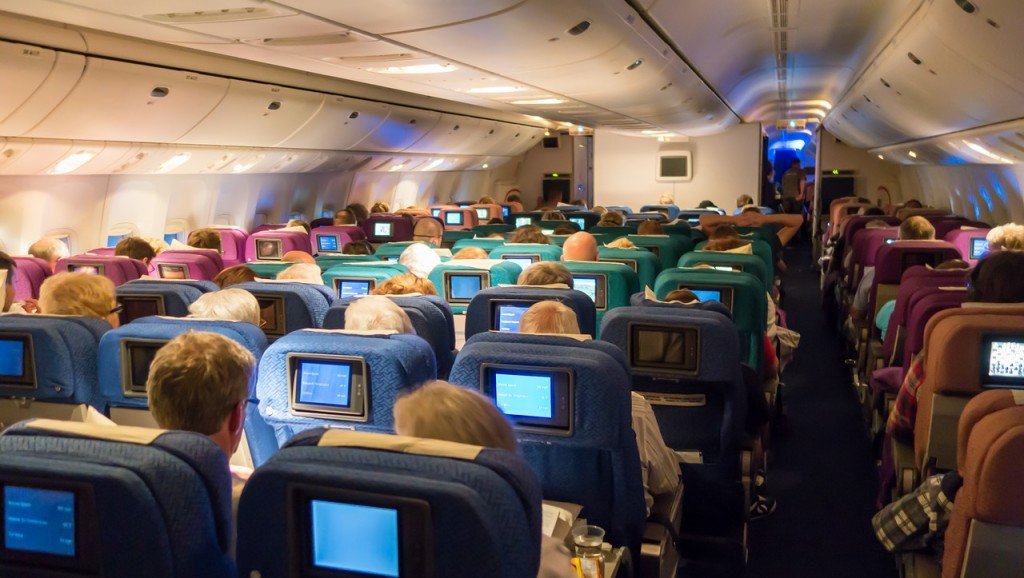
373;222;394;239
256;295;287;338
0;333;36;389
899;251;945;275
288;354;369;422
117;295;166;325
570;273;607;310
444;212;464;226
677;284;734;313
481;363;574;435
66;263;106;276
980;334;1024;389
489;300;537;332
599;258;638;272
970;237;988;260
120;338;167;398
443;271;489;304
627;322;701;378
317;234;341;253
333;278;375;299
256;239;284;261
156;263;189;280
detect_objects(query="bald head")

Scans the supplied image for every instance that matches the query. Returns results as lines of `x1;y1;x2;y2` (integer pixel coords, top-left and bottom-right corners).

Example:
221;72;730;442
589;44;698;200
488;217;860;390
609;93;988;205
561;232;598;262
282;250;316;264
413;218;443;245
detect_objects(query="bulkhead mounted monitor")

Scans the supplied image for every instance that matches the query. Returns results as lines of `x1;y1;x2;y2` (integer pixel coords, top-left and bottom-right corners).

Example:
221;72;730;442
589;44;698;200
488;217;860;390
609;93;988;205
628;323;700;378
0;334;36;389
481;364;573;435
120;339;167;398
288;353;369;421
981;334;1024;389
443;271;489;304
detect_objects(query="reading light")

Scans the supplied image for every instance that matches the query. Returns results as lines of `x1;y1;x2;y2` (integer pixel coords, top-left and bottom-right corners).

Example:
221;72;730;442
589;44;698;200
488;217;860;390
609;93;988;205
232;155;265;173
388;162;406;172
50;151;95;174
366;63;457;74
482;163;489;169
467;86;524;94
964;141;1013;164
641;130;668;135
424;158;445;170
878;154;885;160
156;153;191;173
908;151;918;158
510;98;564;105
626;59;643;70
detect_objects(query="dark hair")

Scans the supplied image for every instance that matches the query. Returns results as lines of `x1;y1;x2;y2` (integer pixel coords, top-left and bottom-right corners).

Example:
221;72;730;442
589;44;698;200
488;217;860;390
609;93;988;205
487;217;506;225
342;240;374;256
967;251;1024;303
0;251;16;284
506;193;522;204
664;289;698;303
697;200;717;209
542;210;566;221
903;199;923;209
510;225;549;244
114;237;156;262
346;203;370;223
637;220;664;235
213;265;257;289
859;207;886;216
552;224;577;236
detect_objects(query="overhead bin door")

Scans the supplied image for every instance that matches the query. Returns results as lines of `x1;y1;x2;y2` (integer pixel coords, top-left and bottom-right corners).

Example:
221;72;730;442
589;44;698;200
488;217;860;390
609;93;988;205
351;106;440;152
277;95;390;150
0;45;84;137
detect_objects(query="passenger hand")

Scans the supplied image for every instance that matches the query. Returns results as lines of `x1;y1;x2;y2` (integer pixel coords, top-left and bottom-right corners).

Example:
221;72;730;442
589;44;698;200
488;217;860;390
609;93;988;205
20;298;39;314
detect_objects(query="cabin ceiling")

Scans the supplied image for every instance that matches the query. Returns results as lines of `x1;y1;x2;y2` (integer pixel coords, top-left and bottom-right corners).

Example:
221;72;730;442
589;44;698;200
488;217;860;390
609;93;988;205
0;0;1023;153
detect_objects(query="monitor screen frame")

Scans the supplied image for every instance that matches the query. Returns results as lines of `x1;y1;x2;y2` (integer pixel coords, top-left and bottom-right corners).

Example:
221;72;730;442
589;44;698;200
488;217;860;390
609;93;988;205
0;333;36;390
678;284;734;313
119;338;167;399
0;476;100;573
899;251;945;275
599;258;638;273
255;294;288;338
117;295;166;325
156;263;190;280
500;254;539;267
501;206;511;218
970;237;989;260
480;363;574;436
255;238;284;261
316;234;341;254
570;273;608;310
656;150;692;182
442;271;489;304
626;322;701;378
474;208;489;220
489;300;537;333
513;215;535;228
289;484;432;578
569;217;586;229
65;263;105;276
430;208;442;218
287;353;369;422
373;222;395;239
443;212;464;226
332;278;376;300
980;334;1024;389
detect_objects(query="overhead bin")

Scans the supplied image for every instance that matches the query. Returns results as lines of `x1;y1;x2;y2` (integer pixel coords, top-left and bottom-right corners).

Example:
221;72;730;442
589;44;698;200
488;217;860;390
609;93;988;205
0;139;72;175
177;79;324;147
352;106;440;152
0;42;64;126
277;95;390;150
0;49;84;137
404;114;483;154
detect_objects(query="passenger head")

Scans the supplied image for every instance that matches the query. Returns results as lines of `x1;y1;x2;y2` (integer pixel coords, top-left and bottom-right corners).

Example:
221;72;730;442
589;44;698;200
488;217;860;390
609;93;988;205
282;250;316;264
697;200;717;209
592;206;608;216
561;232;598;262
542;210;566;221
704;238;751;252
38;272;119;327
935;258;970;271
213;265;257;289
187;288;260;325
452;247;488;260
114;237;156;264
147;331;254;457
333;209;355;226
553;224;577;236
345;295;413;333
605;237;635;249
187;228;222;252
0;252;15;312
398;243;441;279
986;223;1024;252
487;217;506;225
509;225;549;244
372;273;438;296
27;237;69;272
286;219;311;234
735;194;754;208
967;251;1024;303
518;262;572;286
597;211;625;227
708;225;740;240
141;237;169;256
858;206;886;217
276;263;323;284
393;380;516;452
346;203;370;223
370;201;390;214
898;216;935;241
637;220;664;235
664;289;699;304
478;196;496;205
658;193;675;205
741;205;762;214
903;199;923;209
505;191;522;204
519;301;580;334
341;240;373;255
412;218;443;246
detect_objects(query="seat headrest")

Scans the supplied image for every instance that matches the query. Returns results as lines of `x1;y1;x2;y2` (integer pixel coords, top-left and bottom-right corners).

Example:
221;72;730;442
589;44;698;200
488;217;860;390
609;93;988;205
924;307;1024;395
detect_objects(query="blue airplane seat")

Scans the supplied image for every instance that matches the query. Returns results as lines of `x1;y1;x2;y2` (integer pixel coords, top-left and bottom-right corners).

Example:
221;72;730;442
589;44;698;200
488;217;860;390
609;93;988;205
628;290;734;319
0;419;235;578
233;281;336;340
464;285;597;339
448;334;646;558
600;306;748;533
428;260;523;314
237;427;542;578
639;204;681;221
322;295;457;377
256;330;437;447
115;279;215;322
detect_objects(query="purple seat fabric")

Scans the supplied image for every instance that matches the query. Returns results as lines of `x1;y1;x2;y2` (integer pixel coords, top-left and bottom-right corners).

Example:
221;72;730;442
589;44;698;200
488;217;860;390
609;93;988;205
56;255;146;286
308;227;357;254
867;241;961;317
244;230;311;262
841;216;901;255
847;227;898;289
251;224;285;234
309;217;333;229
212;228;248;268
933;219;989;241
362;214;414;243
879;267;969;366
11;257;51;301
86;247;116;256
150;249;223;281
944;228;992;265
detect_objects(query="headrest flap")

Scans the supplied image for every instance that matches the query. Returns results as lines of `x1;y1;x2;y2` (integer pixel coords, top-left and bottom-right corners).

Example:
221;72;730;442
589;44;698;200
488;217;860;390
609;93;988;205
25;418;165;444
317;429;483;460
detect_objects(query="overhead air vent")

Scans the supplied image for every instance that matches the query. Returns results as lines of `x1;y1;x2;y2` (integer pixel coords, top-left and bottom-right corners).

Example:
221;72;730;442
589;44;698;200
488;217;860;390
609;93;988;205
954;0;977;14
880;78;891;88
626;59;644;71
143;6;297;23
267;101;281;111
150;87;169;98
324;53;418;65
907;52;922;65
567;20;592;36
249;33;369;47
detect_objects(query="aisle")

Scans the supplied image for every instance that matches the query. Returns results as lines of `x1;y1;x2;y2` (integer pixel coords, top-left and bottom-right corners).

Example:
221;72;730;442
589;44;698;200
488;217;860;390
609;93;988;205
744;244;896;577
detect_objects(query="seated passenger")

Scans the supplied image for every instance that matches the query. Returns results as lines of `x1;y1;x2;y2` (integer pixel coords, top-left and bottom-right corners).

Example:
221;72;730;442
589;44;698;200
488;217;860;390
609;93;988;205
38;271;120;327
904;199;924;209
699;211;804;247
552;223;577;236
479;195;496;205
392;380;573;578
147;331;255;520
0;251;29;313
370;201;390;214
187;228;223;253
187;288;261;325
286;219;311;235
214;265;257;289
333;208;355;226
636;220;665;235
27;236;70;272
275;263;323;285
344;295;413;333
346;203;370;224
605;237;636;249
986;223;1024;252
561;232;598;262
518;262;573;287
519;301;681;515
875;259;970;340
452;247;488;260
399;243;441;279
510;225;549;245
372;272;438;296
872;468;962;558
541;210;566;221
592;205;608;217
851;216;936;320
412;217;443;246
596;211;625;227
141;237;169;256
658;193;674;206
282;250;316;264
341;239;373;255
487;217;506;225
734;194;755;214
114;237;156;265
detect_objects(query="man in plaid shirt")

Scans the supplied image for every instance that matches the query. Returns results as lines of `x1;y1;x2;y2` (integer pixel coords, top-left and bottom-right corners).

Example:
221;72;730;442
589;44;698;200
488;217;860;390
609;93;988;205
872;471;963;558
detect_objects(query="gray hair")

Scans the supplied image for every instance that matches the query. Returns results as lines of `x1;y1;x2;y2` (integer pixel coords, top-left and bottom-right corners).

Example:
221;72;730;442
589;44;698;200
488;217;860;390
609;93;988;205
187;288;260;325
344;295;413;333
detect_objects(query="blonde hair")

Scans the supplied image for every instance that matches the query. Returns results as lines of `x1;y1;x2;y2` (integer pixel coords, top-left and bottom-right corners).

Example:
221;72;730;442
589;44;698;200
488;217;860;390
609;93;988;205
148;331;254;435
370;202;391;214
987;223;1024;252
518;262;572;286
188;228;222;252
519;301;580;334
597;212;625;227
27;237;69;263
345;295;413;333
393;381;517;452
605;237;635;249
372;273;438;296
38;272;116;318
898;216;935;240
187;289;260;325
286;219;311;234
276;263;324;284
658;194;675;205
282;250;316;264
452;247;488;260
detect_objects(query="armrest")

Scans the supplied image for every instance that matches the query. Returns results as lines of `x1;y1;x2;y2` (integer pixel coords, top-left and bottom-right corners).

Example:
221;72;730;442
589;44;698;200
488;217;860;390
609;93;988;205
640;482;683;578
892;437;918;498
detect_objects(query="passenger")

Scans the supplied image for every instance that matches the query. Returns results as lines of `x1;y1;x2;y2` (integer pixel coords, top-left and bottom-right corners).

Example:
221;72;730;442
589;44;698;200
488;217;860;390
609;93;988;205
857;206;887;217
541;210;566;221
658;193;675;205
478;195;496;205
398;243;441;279
372;273;438;296
333;208;356;226
346;203;370;224
187;228;223;253
141;237;169;256
780;159;805;214
596;211;625;227
561;232;598;262
872;466;963;559
286;219;311;235
487;217;506;225
38;272;119;327
875;259;970;340
518;262;573;287
850;216;935;321
370;201;390;214
662;288;699;303
0;252;33;313
27;237;70;272
344;295;413;333
903;199;923;209
281;250;316;264
519;302;681;515
699;212;805;248
452;247;488;260
114;237;156;265
214;265;257;289
735;194;755;211
552;224;577;236
187;288;261;325
341;240;373;255
986;223;1024;252
570;199;587;208
392;380;574;578
741;205;762;214
636;220;665;235
509;225;549;244
147;331;255;524
412;217;444;246
592;205;608;217
702;238;751;253
697;200;718;209
276;263;323;285
605;237;636;249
